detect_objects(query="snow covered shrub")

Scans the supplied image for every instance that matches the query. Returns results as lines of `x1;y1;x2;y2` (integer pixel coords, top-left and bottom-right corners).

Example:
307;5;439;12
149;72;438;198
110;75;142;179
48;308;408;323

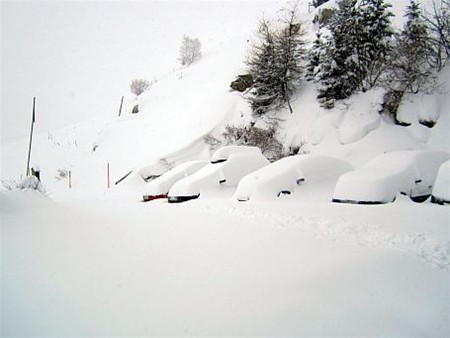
131;104;139;114
130;79;150;96
380;89;408;124
55;168;68;180
222;124;286;162
1;176;45;194
179;35;202;66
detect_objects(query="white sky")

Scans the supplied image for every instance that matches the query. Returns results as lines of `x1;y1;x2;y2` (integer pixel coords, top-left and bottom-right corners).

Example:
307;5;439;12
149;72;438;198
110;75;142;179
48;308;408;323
1;1;289;140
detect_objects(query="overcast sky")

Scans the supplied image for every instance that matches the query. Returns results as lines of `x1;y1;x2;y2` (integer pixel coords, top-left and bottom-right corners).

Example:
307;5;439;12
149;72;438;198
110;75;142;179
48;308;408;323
1;1;290;140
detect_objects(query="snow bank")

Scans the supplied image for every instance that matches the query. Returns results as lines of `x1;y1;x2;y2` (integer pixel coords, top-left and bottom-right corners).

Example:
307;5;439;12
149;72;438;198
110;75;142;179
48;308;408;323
337;89;384;144
333;150;450;204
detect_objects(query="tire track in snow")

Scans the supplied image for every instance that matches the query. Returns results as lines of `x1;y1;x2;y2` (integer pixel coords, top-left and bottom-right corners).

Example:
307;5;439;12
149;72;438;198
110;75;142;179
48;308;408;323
184;203;449;270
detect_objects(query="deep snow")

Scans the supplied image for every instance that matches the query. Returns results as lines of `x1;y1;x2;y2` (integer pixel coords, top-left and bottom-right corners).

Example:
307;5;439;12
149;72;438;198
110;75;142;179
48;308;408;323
1;0;449;336
1;191;448;336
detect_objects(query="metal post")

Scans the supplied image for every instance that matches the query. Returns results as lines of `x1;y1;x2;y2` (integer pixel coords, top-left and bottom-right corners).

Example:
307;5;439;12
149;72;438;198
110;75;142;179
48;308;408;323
118;96;124;117
26;97;36;176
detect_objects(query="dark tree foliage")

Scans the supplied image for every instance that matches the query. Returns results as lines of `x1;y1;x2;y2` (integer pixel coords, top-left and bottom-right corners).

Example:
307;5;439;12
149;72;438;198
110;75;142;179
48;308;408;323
246;18;280;116
247;2;307;116
316;0;359;107
306;30;326;81
316;0;394;108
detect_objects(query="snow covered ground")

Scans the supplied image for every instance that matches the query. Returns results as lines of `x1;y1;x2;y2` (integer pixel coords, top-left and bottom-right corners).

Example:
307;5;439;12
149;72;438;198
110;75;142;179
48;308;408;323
1;0;449;336
1;190;448;336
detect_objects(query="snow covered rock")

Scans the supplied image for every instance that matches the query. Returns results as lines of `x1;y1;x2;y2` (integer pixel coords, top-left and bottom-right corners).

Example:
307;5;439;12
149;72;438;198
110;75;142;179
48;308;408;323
333;150;450;204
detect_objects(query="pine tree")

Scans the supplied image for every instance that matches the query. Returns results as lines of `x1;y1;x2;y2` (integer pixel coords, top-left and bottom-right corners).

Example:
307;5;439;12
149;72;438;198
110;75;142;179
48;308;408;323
317;0;359;107
246;18;280;116
306;30;326;82
356;0;394;89
274;1;307;113
247;2;307;116
317;0;394;108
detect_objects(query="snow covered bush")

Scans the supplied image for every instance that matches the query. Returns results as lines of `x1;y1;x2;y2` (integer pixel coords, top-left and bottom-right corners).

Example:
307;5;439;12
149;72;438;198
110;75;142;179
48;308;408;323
225;124;286;162
179;35;202;66
130;79;150;96
55;168;69;180
205;123;286;162
1;176;45;194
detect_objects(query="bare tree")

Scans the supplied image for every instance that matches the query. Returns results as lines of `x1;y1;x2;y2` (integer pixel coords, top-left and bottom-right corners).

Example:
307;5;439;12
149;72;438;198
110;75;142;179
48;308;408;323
423;0;450;71
130;79;150;96
179;35;202;66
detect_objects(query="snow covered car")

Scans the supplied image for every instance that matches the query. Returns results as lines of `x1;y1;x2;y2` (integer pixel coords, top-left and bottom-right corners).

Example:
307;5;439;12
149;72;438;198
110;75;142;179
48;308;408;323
431;160;450;205
142;160;208;202
210;145;262;163
332;150;450;204
234;155;352;202
168;152;270;203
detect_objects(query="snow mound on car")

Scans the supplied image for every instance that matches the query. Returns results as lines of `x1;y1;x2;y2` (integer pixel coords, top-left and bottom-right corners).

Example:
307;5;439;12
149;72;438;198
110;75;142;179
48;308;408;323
333;150;450;204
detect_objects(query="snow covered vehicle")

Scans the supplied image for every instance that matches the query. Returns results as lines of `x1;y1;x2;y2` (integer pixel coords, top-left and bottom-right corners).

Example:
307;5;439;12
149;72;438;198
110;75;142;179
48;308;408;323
168;149;269;203
210;145;263;163
234;155;352;202
332;150;450;204
431;160;450;205
142;160;208;202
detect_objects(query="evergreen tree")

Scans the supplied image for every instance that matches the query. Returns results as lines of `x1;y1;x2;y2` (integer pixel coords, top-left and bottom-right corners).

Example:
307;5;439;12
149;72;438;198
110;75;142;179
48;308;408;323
356;0;394;89
274;1;307;113
317;0;359;107
246;18;280;116
247;2;307;116
317;0;394;108
306;30;326;82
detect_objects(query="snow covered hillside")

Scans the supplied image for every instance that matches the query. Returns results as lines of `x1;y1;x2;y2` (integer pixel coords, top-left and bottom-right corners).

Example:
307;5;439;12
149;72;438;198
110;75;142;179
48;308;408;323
1;0;449;336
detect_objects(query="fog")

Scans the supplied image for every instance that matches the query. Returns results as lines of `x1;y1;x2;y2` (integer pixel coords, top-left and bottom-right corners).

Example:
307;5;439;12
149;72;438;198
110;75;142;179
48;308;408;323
1;1;285;140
